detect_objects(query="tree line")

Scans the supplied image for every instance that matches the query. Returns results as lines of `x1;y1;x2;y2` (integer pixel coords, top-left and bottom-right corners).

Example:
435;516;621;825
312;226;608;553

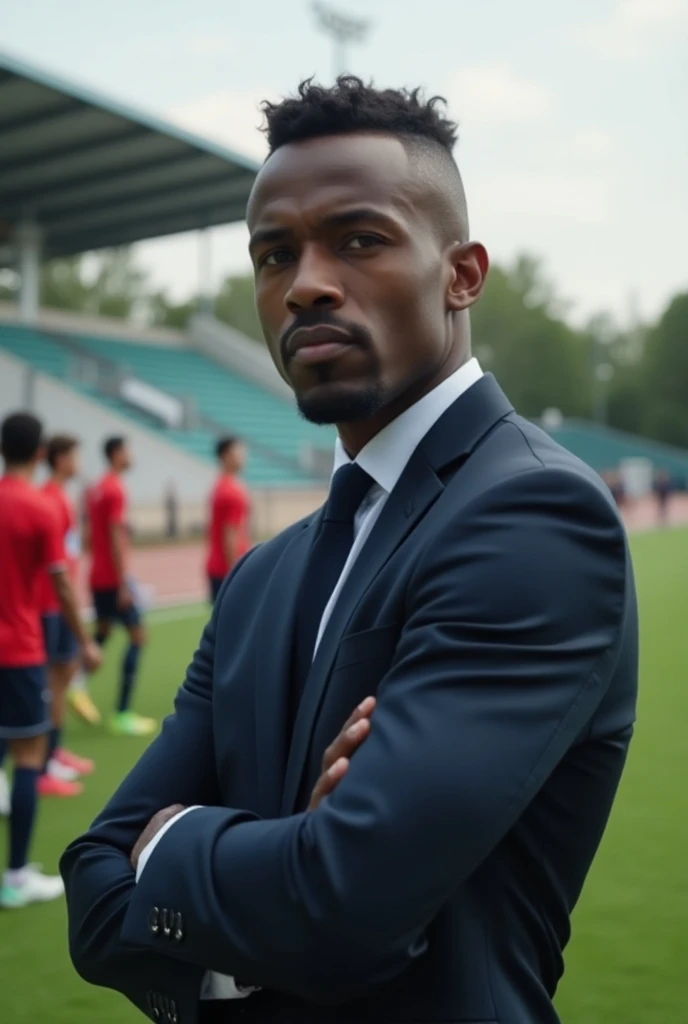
1;249;685;450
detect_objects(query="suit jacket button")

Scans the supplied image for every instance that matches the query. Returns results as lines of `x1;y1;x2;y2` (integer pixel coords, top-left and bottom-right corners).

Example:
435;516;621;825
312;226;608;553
162;908;172;937
173;912;184;941
148;908;160;935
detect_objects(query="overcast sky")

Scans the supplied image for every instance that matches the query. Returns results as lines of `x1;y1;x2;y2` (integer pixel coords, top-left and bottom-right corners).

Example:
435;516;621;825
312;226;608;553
4;0;687;325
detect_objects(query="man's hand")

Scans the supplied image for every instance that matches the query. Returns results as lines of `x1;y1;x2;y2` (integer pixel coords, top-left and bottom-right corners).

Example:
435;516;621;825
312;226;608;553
117;581;134;610
129;698;376;868
131;804;186;870
308;696;376;811
81;639;102;673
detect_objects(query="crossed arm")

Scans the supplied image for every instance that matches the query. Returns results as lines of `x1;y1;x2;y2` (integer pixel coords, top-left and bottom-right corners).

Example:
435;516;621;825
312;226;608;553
61;468;628;1014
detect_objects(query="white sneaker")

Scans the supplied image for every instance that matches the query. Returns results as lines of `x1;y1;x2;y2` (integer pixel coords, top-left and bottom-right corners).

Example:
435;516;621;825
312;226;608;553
0;769;9;817
46;758;80;782
69;670;87;692
0;865;64;908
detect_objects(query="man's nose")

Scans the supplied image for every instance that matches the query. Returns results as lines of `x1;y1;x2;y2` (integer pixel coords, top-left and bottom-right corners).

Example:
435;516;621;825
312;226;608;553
285;246;345;313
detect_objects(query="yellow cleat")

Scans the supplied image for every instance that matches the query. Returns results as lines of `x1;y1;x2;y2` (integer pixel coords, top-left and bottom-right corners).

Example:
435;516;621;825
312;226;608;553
68;689;102;726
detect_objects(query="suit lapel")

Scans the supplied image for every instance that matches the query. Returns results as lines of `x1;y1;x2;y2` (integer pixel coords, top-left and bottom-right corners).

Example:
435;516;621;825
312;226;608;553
253;519;316;817
280;373;514;815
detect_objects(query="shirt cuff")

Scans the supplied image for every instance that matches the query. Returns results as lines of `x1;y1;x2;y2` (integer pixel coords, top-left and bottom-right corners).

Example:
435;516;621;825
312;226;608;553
135;806;202;881
134;806;256;1001
201;973;256;1000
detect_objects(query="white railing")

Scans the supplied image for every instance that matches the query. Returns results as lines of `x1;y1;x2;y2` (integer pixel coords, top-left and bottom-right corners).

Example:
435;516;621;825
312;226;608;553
119;376;185;428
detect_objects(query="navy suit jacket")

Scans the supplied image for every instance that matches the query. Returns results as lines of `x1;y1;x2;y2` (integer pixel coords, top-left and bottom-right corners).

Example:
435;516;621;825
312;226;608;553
61;375;638;1024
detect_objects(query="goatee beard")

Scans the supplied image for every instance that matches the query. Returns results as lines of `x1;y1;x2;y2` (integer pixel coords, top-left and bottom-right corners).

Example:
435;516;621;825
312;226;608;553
296;385;385;425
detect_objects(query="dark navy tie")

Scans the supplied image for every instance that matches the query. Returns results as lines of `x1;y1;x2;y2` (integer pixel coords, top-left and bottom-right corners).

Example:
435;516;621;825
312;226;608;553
292;462;374;706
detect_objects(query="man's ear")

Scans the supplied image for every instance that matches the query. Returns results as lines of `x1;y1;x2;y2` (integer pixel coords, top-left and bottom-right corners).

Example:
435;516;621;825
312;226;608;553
446;241;489;311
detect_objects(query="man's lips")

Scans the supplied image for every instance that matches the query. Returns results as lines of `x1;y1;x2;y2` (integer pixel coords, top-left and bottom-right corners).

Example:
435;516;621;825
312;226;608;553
287;325;358;365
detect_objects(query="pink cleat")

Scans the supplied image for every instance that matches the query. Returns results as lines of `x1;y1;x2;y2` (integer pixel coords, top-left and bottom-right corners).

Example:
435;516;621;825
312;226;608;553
54;748;95;776
38;774;83;798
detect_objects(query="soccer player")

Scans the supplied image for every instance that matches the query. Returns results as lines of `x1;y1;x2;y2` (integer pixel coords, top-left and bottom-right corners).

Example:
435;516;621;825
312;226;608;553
0;412;101;908
206;436;252;604
37;435;95;796
87;437;155;737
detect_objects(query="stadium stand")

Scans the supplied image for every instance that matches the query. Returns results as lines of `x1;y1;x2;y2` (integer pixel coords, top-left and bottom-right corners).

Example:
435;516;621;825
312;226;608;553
542;420;688;484
0;52;338;495
0;319;333;487
68;333;336;465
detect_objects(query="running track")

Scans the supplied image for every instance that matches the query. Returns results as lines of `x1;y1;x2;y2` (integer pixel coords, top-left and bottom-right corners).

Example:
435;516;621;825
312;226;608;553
85;495;688;610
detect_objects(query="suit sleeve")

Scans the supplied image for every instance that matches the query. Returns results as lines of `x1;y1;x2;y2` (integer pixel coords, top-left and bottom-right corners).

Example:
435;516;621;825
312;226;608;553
60;551;259;1021
118;467;630;1002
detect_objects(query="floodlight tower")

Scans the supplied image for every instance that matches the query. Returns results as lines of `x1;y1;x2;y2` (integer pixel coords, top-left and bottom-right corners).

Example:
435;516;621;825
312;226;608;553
311;2;372;79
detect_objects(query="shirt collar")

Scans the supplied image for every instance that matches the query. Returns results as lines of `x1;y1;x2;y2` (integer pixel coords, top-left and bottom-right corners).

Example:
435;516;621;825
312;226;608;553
332;357;483;494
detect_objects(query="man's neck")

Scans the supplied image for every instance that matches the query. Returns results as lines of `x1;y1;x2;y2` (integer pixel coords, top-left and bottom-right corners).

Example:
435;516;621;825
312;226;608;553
336;345;471;458
4;464;36;483
52;472;69;488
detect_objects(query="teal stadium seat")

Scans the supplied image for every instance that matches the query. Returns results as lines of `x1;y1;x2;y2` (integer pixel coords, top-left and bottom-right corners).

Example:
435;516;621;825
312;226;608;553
0;323;332;488
0;324;72;379
546;422;688;481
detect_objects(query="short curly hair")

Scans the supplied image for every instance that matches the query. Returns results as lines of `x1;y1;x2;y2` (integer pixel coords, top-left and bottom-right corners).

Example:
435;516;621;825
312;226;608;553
261;76;459;156
257;76;469;242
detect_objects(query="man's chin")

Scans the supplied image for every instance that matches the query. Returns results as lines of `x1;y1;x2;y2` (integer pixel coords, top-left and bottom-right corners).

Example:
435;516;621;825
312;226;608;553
296;383;385;425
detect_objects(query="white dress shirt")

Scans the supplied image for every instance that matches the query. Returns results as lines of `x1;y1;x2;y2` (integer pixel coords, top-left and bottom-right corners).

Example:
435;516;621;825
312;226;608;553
136;357;484;1000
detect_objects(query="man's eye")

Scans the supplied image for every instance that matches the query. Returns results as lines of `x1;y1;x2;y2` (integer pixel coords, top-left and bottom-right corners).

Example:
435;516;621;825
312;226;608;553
262;250;294;267
344;234;383;250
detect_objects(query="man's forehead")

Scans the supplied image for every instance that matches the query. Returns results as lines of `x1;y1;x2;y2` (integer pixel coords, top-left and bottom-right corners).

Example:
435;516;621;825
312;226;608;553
247;133;412;226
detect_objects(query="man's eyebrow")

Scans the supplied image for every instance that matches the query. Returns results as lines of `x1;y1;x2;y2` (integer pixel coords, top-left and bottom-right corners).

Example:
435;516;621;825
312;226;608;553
320;207;396;229
249;225;291;251
249;207;397;252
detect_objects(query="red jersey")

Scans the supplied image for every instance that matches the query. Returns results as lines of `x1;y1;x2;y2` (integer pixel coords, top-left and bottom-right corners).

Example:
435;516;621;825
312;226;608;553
37;480;80;614
0;476;66;667
88;472;128;590
206;475;251;578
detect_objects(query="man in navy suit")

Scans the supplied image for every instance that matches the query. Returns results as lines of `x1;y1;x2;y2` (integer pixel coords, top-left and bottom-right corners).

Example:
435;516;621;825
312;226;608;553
61;77;638;1024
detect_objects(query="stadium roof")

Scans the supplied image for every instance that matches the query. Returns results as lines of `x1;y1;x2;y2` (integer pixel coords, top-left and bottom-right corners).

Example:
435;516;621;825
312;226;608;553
0;50;261;261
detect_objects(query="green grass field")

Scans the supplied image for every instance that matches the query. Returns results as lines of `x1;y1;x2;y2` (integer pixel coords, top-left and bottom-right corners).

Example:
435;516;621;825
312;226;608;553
1;528;686;1024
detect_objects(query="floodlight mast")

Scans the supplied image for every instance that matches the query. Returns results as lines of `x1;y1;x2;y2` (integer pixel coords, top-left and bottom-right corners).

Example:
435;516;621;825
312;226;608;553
311;2;372;79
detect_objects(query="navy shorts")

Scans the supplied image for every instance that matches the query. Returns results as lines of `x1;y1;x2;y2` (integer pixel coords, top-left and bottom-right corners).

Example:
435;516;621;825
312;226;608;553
92;588;142;629
42;613;78;665
0;665;51;740
208;574;225;605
